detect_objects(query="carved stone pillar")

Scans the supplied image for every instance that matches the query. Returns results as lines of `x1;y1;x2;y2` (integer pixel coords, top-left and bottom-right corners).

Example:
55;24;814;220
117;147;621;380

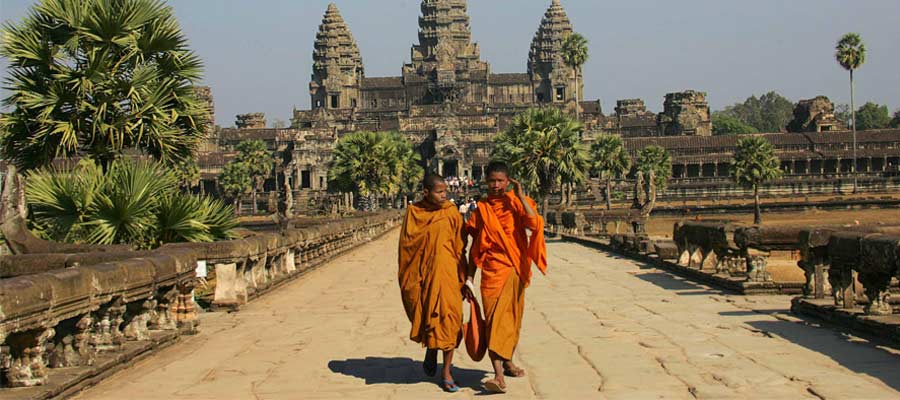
213;262;248;309
5;327;54;387
745;255;773;282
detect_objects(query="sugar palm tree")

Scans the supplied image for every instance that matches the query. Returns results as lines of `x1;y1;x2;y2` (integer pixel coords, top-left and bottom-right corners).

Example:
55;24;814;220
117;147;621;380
492;107;589;212
731;136;783;225
26;159;235;248
561;33;589;120
234;140;273;214
0;0;208;171
590;135;632;210
636;145;672;193
328;131;401;211
836;33;866;192
219;161;253;216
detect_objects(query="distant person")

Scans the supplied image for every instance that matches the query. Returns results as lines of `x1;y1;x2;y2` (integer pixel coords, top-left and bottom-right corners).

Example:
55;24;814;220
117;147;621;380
458;199;469;221
397;174;467;393
463;161;547;393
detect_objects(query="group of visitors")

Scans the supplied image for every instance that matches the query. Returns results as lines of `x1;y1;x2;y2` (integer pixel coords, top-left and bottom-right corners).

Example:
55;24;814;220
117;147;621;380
398;161;547;394
446;175;475;194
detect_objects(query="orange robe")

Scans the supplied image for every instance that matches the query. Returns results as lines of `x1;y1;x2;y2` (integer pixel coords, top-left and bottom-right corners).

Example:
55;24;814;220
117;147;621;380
465;191;547;359
398;200;466;351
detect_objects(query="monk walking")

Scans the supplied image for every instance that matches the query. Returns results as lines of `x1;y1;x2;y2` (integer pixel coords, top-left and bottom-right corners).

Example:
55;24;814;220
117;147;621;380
464;161;547;394
398;174;467;392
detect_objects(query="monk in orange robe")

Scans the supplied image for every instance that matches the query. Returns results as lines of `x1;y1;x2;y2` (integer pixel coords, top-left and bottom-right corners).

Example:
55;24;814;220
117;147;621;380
464;161;547;393
398;174;467;392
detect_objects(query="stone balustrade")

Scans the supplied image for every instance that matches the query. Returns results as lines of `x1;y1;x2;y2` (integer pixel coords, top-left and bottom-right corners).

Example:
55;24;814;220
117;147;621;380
545;209;646;237
0;211;402;391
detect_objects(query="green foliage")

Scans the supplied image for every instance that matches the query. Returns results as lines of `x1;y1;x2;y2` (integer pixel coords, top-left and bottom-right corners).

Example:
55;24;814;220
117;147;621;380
834;104;852;127
712;114;760;135
173;157;200;190
234;140;273;189
491;108;589;201
327;131;423;207
855;102;891;131
219;161;252;201
891;110;900;129
836;33;866;72
0;0;208;171
636;145;672;192
589;135;631;179
561;33;589;71
26;159;236;248
731;136;783;189
716;92;794;133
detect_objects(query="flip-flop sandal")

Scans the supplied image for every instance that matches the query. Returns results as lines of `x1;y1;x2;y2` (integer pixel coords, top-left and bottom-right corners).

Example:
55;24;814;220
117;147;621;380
483;379;507;393
443;379;461;393
423;350;438;377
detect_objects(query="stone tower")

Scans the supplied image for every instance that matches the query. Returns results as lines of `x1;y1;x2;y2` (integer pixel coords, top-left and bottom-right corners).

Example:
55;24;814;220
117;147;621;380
528;0;578;106
309;4;364;110
404;0;489;104
658;91;712;136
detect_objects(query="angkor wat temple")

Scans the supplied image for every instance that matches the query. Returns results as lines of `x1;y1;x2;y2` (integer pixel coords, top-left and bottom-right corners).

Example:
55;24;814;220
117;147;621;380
193;0;900;212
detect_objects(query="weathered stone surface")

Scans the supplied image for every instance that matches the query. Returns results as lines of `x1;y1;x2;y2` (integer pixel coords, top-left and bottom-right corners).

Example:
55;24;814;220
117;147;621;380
787;96;846;133
73;232;900;400
658;90;712;136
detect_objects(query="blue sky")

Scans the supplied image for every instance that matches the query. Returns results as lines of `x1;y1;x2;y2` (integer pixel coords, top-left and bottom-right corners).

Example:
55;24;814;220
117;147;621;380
2;0;899;127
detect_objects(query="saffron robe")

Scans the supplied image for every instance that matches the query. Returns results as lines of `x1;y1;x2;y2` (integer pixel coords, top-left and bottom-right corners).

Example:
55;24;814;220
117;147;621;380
465;191;547;359
398;201;466;351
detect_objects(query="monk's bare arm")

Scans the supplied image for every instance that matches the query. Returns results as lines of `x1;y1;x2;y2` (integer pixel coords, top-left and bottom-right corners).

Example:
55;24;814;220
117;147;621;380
509;178;537;218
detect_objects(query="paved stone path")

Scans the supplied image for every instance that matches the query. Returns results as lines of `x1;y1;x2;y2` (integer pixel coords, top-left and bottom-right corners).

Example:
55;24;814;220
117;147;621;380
75;231;900;399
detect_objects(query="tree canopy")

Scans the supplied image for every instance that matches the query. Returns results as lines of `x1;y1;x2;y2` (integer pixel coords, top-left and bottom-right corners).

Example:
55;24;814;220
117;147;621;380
855;102;891;131
635;145;672;192
716;91;794;133
0;0;209;170
491;108;588;203
712;115;759;136
328;131;422;209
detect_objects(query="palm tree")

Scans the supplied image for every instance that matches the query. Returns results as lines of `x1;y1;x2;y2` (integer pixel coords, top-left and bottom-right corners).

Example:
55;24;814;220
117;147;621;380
26;159;235;248
219;161;253;216
234;140;273;214
387;132;424;205
0;0;208;171
174;158;201;192
636;145;672;193
561;33;589;120
492;107;589;212
590;135;632;210
731;136;782;225
835;33;866;193
328;131;404;211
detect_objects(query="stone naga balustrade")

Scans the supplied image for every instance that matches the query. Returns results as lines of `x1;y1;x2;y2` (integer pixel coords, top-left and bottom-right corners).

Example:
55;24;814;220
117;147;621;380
673;222;806;282
164;212;402;310
0;211;402;390
545;209;646;238
0;247;200;388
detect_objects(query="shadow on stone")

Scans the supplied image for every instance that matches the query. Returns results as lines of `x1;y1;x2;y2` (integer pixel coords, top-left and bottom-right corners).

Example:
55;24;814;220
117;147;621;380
746;320;900;392
328;356;488;390
633;271;724;296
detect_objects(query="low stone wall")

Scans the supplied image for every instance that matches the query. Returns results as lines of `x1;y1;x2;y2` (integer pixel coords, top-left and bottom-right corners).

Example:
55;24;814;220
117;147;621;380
0;211;401;395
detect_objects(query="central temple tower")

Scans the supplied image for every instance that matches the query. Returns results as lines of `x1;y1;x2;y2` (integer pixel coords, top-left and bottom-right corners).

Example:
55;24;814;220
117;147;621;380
403;0;490;104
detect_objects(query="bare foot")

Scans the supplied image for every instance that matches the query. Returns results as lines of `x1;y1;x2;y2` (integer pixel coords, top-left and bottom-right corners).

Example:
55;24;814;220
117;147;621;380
503;361;526;377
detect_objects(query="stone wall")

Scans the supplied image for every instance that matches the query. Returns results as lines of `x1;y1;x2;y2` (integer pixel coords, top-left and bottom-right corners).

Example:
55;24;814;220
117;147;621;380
0;211;402;393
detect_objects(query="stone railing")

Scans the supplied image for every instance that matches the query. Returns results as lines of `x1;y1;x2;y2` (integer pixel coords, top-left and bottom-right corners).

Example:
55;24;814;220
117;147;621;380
545;209;647;237
673;222;807;283
0;211;401;393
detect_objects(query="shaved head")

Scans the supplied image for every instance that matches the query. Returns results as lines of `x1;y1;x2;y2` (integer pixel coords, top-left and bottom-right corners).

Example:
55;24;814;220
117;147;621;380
485;161;509;177
422;174;446;191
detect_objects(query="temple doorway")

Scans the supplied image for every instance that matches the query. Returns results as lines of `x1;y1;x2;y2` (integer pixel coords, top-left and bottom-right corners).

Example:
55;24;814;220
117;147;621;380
442;160;459;177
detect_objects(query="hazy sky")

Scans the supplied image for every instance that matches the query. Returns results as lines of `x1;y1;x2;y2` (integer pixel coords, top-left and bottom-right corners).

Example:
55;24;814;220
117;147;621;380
2;0;899;127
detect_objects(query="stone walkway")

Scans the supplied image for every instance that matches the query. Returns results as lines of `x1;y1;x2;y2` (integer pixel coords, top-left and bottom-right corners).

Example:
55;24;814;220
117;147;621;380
74;231;900;399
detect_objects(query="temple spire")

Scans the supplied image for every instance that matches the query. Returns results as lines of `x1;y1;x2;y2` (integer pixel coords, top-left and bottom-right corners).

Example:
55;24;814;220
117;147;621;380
412;0;481;64
309;3;363;110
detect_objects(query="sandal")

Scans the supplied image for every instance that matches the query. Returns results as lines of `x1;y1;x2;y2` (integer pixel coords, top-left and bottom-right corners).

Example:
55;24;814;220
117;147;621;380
483;378;507;393
443;379;461;393
423;349;438;377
